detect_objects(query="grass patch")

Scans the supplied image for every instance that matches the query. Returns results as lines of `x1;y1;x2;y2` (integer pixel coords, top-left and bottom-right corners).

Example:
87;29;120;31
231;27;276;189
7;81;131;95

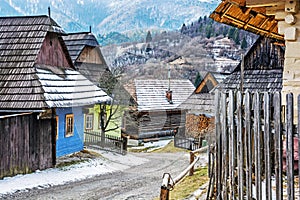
151;140;188;153
169;166;209;200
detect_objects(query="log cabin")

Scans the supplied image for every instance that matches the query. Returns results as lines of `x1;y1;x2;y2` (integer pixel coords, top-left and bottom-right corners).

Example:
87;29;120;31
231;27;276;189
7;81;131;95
122;79;195;140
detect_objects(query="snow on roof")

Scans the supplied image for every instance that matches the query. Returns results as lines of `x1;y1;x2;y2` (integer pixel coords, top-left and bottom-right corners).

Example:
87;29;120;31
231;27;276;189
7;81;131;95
134;79;195;111
36;65;111;107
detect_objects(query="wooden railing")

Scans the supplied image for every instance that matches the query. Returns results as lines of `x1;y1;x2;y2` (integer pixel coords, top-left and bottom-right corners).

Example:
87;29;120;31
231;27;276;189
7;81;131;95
84;130;127;155
160;146;209;200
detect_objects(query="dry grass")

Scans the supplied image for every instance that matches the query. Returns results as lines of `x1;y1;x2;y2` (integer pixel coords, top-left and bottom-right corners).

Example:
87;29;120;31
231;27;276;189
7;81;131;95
153;167;209;200
169;167;209;200
151;140;188;153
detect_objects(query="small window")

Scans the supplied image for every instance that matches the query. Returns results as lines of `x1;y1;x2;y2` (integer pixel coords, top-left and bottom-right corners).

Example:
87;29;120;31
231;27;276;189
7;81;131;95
56;116;59;140
65;114;74;137
85;114;93;130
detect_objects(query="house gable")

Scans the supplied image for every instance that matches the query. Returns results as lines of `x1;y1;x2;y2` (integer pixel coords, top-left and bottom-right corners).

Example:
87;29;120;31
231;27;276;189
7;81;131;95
195;73;218;93
76;46;103;64
36;32;73;69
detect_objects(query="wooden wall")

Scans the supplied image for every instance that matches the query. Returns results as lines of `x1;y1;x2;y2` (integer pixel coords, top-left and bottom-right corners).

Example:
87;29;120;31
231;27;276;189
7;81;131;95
122;109;186;139
36;32;72;68
0;113;54;179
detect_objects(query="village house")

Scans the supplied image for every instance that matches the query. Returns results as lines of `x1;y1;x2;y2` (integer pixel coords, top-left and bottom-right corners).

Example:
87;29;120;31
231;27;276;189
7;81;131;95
63;32;133;142
0;14;111;166
122;79;195;140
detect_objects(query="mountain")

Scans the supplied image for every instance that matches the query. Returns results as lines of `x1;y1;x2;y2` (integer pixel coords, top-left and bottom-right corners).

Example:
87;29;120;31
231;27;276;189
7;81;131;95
0;0;220;44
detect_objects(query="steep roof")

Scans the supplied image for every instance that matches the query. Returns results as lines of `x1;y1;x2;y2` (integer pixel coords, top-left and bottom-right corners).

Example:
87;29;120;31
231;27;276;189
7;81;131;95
0;16;110;111
132;79;195;111
63;32;99;62
36;64;111;108
179;93;215;115
217;36;284;92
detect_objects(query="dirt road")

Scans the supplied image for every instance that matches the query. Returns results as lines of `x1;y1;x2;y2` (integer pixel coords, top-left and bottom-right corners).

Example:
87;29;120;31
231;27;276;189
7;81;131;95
2;152;190;200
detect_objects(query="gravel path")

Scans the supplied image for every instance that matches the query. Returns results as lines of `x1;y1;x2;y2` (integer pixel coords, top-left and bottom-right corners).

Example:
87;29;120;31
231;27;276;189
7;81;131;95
2;152;191;200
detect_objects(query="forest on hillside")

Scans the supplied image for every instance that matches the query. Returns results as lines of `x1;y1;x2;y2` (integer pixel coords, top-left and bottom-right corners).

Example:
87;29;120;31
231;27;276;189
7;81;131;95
101;16;258;86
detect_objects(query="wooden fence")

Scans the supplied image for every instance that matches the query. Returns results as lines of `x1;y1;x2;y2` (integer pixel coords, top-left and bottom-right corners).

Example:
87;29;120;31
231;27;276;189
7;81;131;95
212;90;300;199
0;113;55;179
84;131;127;155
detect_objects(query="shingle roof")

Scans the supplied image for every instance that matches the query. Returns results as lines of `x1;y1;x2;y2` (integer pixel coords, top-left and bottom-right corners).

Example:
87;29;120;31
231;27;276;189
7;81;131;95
217;36;284;92
133;79;195;111
36;64;111;108
63;32;99;62
0;16;110;111
179;93;214;115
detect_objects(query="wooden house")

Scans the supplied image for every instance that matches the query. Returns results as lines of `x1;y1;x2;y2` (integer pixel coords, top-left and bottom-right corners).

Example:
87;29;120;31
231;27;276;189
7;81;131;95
216;36;285;92
0;15;111;159
122;79;195;140
63;32;133;137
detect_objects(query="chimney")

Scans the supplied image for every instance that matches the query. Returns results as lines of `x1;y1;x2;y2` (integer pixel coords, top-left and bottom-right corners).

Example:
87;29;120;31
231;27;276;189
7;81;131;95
166;64;173;104
166;90;173;104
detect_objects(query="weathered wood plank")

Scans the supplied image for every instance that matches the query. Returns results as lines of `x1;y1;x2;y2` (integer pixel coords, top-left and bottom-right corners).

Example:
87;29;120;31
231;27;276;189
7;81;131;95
263;92;272;200
228;90;236;199
237;91;244;200
221;92;228;200
254;92;262;200
244;91;252;200
286;93;295;199
274;92;283;200
214;90;222;197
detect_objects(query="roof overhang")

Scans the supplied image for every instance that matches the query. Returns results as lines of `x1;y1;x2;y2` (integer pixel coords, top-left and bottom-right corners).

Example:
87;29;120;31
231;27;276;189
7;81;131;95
210;0;284;42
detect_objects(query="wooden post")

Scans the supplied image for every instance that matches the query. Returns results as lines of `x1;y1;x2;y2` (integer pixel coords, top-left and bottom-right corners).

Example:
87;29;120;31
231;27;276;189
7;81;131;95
245;92;252;200
160;173;171;200
286;93;295;199
189;152;194;176
274;92;283;200
264;93;271;200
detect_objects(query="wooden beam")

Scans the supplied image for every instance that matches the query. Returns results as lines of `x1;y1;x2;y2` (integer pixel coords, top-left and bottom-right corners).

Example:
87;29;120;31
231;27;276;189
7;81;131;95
247;0;285;7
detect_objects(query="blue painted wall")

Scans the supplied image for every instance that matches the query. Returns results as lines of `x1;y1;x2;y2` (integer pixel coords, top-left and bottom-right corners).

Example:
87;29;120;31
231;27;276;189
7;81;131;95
56;107;84;157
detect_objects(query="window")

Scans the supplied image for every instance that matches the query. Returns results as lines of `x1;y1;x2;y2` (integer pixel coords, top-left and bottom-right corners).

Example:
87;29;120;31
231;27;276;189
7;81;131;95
85;114;93;130
65;114;74;137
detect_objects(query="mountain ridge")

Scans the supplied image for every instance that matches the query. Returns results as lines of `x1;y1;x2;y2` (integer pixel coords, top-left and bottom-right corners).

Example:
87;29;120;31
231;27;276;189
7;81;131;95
0;0;220;44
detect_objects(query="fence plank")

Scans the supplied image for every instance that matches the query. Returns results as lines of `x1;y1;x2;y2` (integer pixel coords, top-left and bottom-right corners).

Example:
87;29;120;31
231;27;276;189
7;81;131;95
254;92;262;200
221;92;228;200
274;92;283;200
286;93;295;199
214;90;222;199
244;92;252;200
237;91;244;200
264;92;272;200
228;90;236;199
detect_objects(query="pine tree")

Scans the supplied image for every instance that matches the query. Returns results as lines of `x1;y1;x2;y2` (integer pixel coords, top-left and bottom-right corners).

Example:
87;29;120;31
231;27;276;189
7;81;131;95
194;72;203;87
180;23;187;33
146;30;152;43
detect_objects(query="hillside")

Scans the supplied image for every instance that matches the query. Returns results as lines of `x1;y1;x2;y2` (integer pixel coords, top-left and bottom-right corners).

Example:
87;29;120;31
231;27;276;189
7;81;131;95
0;0;220;45
101;18;258;85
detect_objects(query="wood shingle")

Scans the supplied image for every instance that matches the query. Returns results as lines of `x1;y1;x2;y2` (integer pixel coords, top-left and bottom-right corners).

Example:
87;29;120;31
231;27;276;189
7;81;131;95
0;15;110;111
